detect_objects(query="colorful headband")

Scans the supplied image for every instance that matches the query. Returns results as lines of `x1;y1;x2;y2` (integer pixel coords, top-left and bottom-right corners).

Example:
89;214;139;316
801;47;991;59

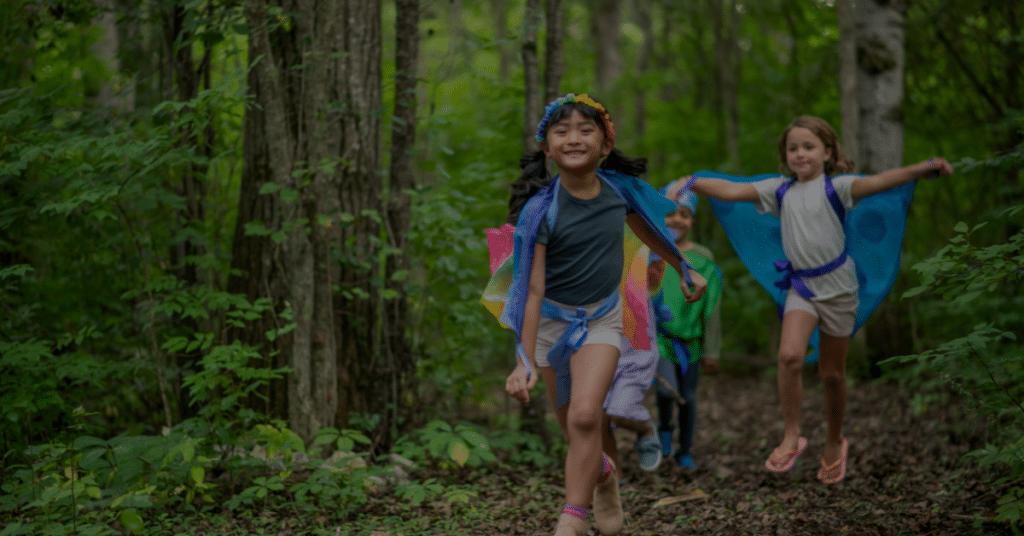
676;189;698;215
534;93;616;145
660;180;698;215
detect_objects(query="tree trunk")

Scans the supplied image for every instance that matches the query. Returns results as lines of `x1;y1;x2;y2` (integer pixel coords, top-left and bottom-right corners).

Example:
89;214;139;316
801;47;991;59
332;0;383;440
162;1;212;422
709;0;742;172
632;0;653;138
543;0;563;103
591;0;622;95
493;0;511;83
522;0;542;153
381;0;420;446
236;0;383;442
837;0;859;173
855;0;907;174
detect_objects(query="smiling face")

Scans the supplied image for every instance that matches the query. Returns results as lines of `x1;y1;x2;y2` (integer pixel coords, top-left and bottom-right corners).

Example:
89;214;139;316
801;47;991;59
785;126;832;182
664;206;694;239
540;109;613;174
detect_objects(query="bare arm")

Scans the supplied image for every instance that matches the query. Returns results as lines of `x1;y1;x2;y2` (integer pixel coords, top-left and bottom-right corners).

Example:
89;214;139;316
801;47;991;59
648;259;667;291
667;175;759;203
505;242;544;403
627;214;707;303
850;158;954;199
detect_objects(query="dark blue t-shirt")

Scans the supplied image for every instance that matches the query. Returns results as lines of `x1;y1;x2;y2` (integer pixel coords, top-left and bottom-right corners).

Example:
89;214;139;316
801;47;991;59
536;181;630;304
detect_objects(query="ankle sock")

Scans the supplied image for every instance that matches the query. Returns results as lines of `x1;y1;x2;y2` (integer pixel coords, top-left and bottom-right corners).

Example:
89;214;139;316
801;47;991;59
562;503;590;521
596;453;613;484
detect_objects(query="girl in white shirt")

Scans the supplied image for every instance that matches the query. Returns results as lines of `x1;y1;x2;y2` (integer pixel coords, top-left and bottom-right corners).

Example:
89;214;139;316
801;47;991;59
669;115;953;484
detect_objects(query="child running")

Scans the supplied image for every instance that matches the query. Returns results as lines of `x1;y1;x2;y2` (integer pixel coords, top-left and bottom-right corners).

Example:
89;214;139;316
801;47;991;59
650;189;722;471
500;94;707;536
669;115;953;484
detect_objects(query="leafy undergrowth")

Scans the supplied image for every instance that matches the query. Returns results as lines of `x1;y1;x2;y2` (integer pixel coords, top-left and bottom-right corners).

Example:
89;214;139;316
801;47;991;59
344;373;1017;536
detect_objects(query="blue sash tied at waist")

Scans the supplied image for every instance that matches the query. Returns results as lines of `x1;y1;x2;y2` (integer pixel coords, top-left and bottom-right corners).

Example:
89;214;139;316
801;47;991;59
542;291;619;409
773;248;849;301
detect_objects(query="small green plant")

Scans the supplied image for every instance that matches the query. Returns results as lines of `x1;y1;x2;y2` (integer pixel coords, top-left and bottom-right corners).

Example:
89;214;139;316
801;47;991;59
487;429;556;467
393;420;496;469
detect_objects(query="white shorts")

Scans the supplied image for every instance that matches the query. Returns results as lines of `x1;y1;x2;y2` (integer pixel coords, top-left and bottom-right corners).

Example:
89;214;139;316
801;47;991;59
784;289;859;338
534;296;623;368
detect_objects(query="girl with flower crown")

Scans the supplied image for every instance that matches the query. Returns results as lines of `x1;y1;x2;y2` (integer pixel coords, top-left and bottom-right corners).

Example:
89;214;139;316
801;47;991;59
487;94;707;536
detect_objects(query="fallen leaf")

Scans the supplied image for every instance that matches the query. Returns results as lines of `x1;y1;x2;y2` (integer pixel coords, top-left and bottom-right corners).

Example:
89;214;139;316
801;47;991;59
652;489;708;507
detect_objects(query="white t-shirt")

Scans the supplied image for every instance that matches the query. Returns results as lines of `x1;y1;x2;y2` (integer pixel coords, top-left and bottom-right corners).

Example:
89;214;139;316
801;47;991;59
751;173;861;300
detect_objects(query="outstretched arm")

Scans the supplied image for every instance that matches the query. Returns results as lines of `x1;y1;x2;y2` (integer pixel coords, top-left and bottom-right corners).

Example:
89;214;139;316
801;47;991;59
627;214;707;303
667;175;759;203
850;158;954;199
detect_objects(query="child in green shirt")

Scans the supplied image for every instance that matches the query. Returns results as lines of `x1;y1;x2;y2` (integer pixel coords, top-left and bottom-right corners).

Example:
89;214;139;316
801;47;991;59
650;188;722;469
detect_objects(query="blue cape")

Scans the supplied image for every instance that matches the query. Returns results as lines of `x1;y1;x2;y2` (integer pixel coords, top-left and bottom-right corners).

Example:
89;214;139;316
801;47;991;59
697;170;915;361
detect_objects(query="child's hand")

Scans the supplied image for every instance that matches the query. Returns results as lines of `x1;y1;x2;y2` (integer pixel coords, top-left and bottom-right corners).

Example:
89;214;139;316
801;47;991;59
665;174;695;201
923;157;954;179
680;269;707;303
505;363;537;403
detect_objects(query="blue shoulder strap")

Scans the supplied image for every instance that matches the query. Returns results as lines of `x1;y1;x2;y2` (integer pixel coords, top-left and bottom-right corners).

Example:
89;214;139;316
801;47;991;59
775;175;846;224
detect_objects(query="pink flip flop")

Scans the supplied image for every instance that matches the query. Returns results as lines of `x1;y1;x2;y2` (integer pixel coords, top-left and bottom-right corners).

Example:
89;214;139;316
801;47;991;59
817;438;849;484
765;437;808;473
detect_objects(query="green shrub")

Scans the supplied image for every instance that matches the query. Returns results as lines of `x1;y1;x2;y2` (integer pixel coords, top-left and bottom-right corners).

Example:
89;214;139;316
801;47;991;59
885;207;1024;530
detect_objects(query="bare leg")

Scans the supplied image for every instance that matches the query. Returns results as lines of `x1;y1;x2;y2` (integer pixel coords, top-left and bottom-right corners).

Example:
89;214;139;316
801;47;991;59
600;415;622;481
541;343;619;508
769;310;818;465
606;415;655;480
817;332;849;465
609;415;655;437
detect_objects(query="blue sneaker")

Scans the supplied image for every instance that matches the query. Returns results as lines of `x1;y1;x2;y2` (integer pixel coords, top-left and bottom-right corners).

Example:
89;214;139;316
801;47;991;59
677;454;699;470
634;435;663;472
658;430;674;457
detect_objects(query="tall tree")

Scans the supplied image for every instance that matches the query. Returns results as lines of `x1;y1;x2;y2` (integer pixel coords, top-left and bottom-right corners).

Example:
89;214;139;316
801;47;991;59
493;0;512;83
382;0;420;445
631;0;653;138
234;0;383;442
837;0;859;172
522;0;542;152
591;0;622;95
161;0;216;422
543;0;563;103
709;0;741;171
854;0;907;174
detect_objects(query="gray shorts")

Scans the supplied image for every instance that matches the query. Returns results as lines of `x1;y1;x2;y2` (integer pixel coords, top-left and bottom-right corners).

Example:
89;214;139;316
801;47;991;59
534;296;623;368
784;288;859;337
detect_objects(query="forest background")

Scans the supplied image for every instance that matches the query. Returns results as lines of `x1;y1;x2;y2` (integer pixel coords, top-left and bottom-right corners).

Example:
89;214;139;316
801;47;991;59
0;0;1022;534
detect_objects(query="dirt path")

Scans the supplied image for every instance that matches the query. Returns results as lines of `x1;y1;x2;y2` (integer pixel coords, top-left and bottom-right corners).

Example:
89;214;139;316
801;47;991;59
358;371;1016;535
599;373;1010;535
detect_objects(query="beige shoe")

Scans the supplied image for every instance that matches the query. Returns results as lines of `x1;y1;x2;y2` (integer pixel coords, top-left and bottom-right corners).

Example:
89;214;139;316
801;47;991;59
592;461;623;535
553;513;589;536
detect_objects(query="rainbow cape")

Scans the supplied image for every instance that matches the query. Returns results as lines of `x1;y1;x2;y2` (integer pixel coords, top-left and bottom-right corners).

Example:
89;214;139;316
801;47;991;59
481;169;687;378
696;170;915;360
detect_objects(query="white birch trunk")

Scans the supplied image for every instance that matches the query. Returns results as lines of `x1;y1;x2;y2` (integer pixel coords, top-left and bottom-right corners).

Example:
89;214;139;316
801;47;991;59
855;0;907;174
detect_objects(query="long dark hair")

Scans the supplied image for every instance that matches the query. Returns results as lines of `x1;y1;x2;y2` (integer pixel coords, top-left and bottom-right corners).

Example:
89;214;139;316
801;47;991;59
506;101;647;225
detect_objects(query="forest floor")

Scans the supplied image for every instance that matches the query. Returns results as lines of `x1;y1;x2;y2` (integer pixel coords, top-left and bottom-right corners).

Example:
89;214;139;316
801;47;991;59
350;367;1019;536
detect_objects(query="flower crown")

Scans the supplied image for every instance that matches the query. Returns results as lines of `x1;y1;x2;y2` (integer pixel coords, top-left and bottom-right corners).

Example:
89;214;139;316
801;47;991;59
534;93;616;145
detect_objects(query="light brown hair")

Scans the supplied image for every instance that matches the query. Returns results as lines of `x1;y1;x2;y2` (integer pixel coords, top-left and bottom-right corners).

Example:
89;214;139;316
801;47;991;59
776;116;855;177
